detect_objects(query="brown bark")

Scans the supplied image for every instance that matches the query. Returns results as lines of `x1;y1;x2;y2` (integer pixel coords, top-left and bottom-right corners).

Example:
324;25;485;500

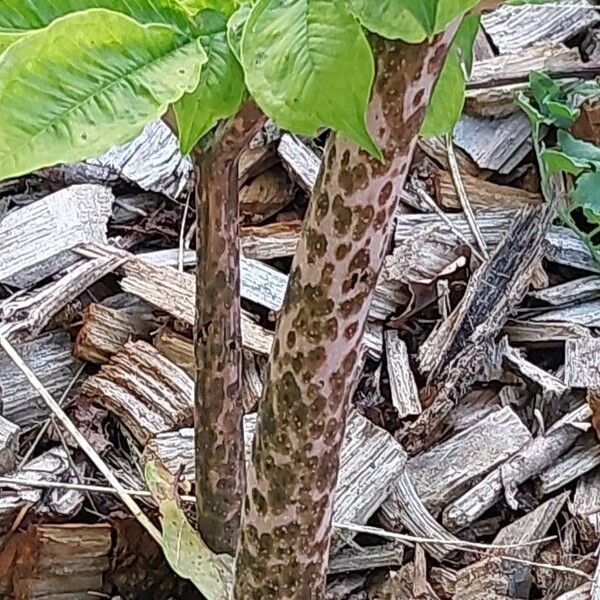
233;32;457;599
192;100;265;554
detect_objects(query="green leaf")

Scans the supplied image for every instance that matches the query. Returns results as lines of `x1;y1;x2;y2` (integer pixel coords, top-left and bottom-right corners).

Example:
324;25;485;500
558;130;600;166
145;461;232;600
178;0;238;15
540;148;588;177
434;0;480;31
0;9;207;181
543;99;580;128
421;15;479;136
174;10;245;153
572;172;600;215
347;0;426;42
242;0;380;158
227;3;251;62
0;0;196;37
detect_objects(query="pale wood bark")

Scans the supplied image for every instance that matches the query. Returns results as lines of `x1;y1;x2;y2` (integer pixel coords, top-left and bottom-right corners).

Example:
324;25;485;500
0;416;19;475
233;30;458;599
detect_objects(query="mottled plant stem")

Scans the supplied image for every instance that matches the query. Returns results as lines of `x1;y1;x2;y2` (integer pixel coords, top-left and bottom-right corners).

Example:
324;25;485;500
233;32;458;598
193;100;265;555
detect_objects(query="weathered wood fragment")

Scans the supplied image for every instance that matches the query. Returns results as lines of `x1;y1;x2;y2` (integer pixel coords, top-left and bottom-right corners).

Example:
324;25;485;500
453;494;568;600
143;411;406;541
0;185;114;288
42;119;193;200
539;433;600;494
277;133;320;192
443;403;590;531
384;407;531;521
385;332;421;419
504;319;591;344
328;544;403;575
417;136;480;177
0;331;80;427
572;467;600;541
240;221;300;259
239;142;279;185
530;276;600;306
435;170;541;210
565;338;600;387
81;341;193;445
531;299;600;328
0;523;111;599
74;303;155;364
481;1;598;54
0;417;19;475
240;165;295;223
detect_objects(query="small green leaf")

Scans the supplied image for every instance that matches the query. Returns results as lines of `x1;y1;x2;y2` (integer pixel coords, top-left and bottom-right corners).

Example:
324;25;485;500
227;3;251;63
174;10;245;153
559;130;600;166
540;148;588;177
242;0;380;159
178;0;238;15
0;9;207;181
433;0;480;32
543;99;580;128
421;15;479;136
145;461;232;599
572;172;600;215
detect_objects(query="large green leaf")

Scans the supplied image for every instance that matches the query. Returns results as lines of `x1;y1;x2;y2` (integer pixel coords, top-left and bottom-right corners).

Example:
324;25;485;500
227;3;252;62
178;0;238;14
242;0;379;158
145;461;232;599
572;172;600;217
0;9;207;181
0;0;196;41
559;130;600;166
541;148;588;177
421;15;479;136
174;10;245;153
349;0;479;41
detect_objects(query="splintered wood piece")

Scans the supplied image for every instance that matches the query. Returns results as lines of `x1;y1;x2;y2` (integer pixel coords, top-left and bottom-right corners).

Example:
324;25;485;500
74;303;155;364
453;113;531;174
504;320;592;344
42;119;193;200
383;407;531;519
531;299;600;328
121;257;383;359
565;338;600;388
453;494;568;600
81;341;194;445
435;170;542;210
539;433;600;494
0;331;81;427
443;404;590;531
481;2;598;54
0;252;125;341
417;136;480;177
572;468;600;541
0;185;114;288
241;221;301;260
240;165;295;224
239;143;279;184
143;411;406;541
385;332;421;419
379;472;460;561
0;522;111;599
277;133;320;192
328;544;403;575
0;447;84;534
0;417;19;475
530;276;600;306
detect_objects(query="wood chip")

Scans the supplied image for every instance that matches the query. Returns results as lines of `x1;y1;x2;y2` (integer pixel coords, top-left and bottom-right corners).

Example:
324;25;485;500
565;338;600;387
385;331;421;419
277;133;320;192
0;185;114;288
0;416;19;475
241;221;301;260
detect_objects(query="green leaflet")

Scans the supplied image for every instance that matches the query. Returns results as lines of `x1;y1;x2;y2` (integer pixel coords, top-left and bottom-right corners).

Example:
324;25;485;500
174;10;245;153
540;148;588;177
421;14;479;136
349;0;479;42
0;0;196;45
242;0;379;158
145;461;232;599
227;3;251;62
178;0;239;15
572;172;600;218
0;9;207;181
558;130;600;167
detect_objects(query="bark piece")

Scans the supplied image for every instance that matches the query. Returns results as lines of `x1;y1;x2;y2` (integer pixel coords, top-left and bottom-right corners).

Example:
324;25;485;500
0;523;111;599
154;328;195;377
443;403;590;531
277;133;320;192
0;331;80;428
435;170;542;210
328;544;403;575
74;303;155;364
453;113;531;174
240;165;295;223
143;411;406;539
572;467;600;541
41;119;193;200
240;221;301;260
383;407;531;521
481;1;598;54
417;136;480;177
531;299;600;328
81;340;193;445
565;338;600;387
0;417;19;475
0;185;114;288
539;433;600;494
385;331;421;419
368;563;440;600
530;275;600;306
504;319;592;344
453;494;568;600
